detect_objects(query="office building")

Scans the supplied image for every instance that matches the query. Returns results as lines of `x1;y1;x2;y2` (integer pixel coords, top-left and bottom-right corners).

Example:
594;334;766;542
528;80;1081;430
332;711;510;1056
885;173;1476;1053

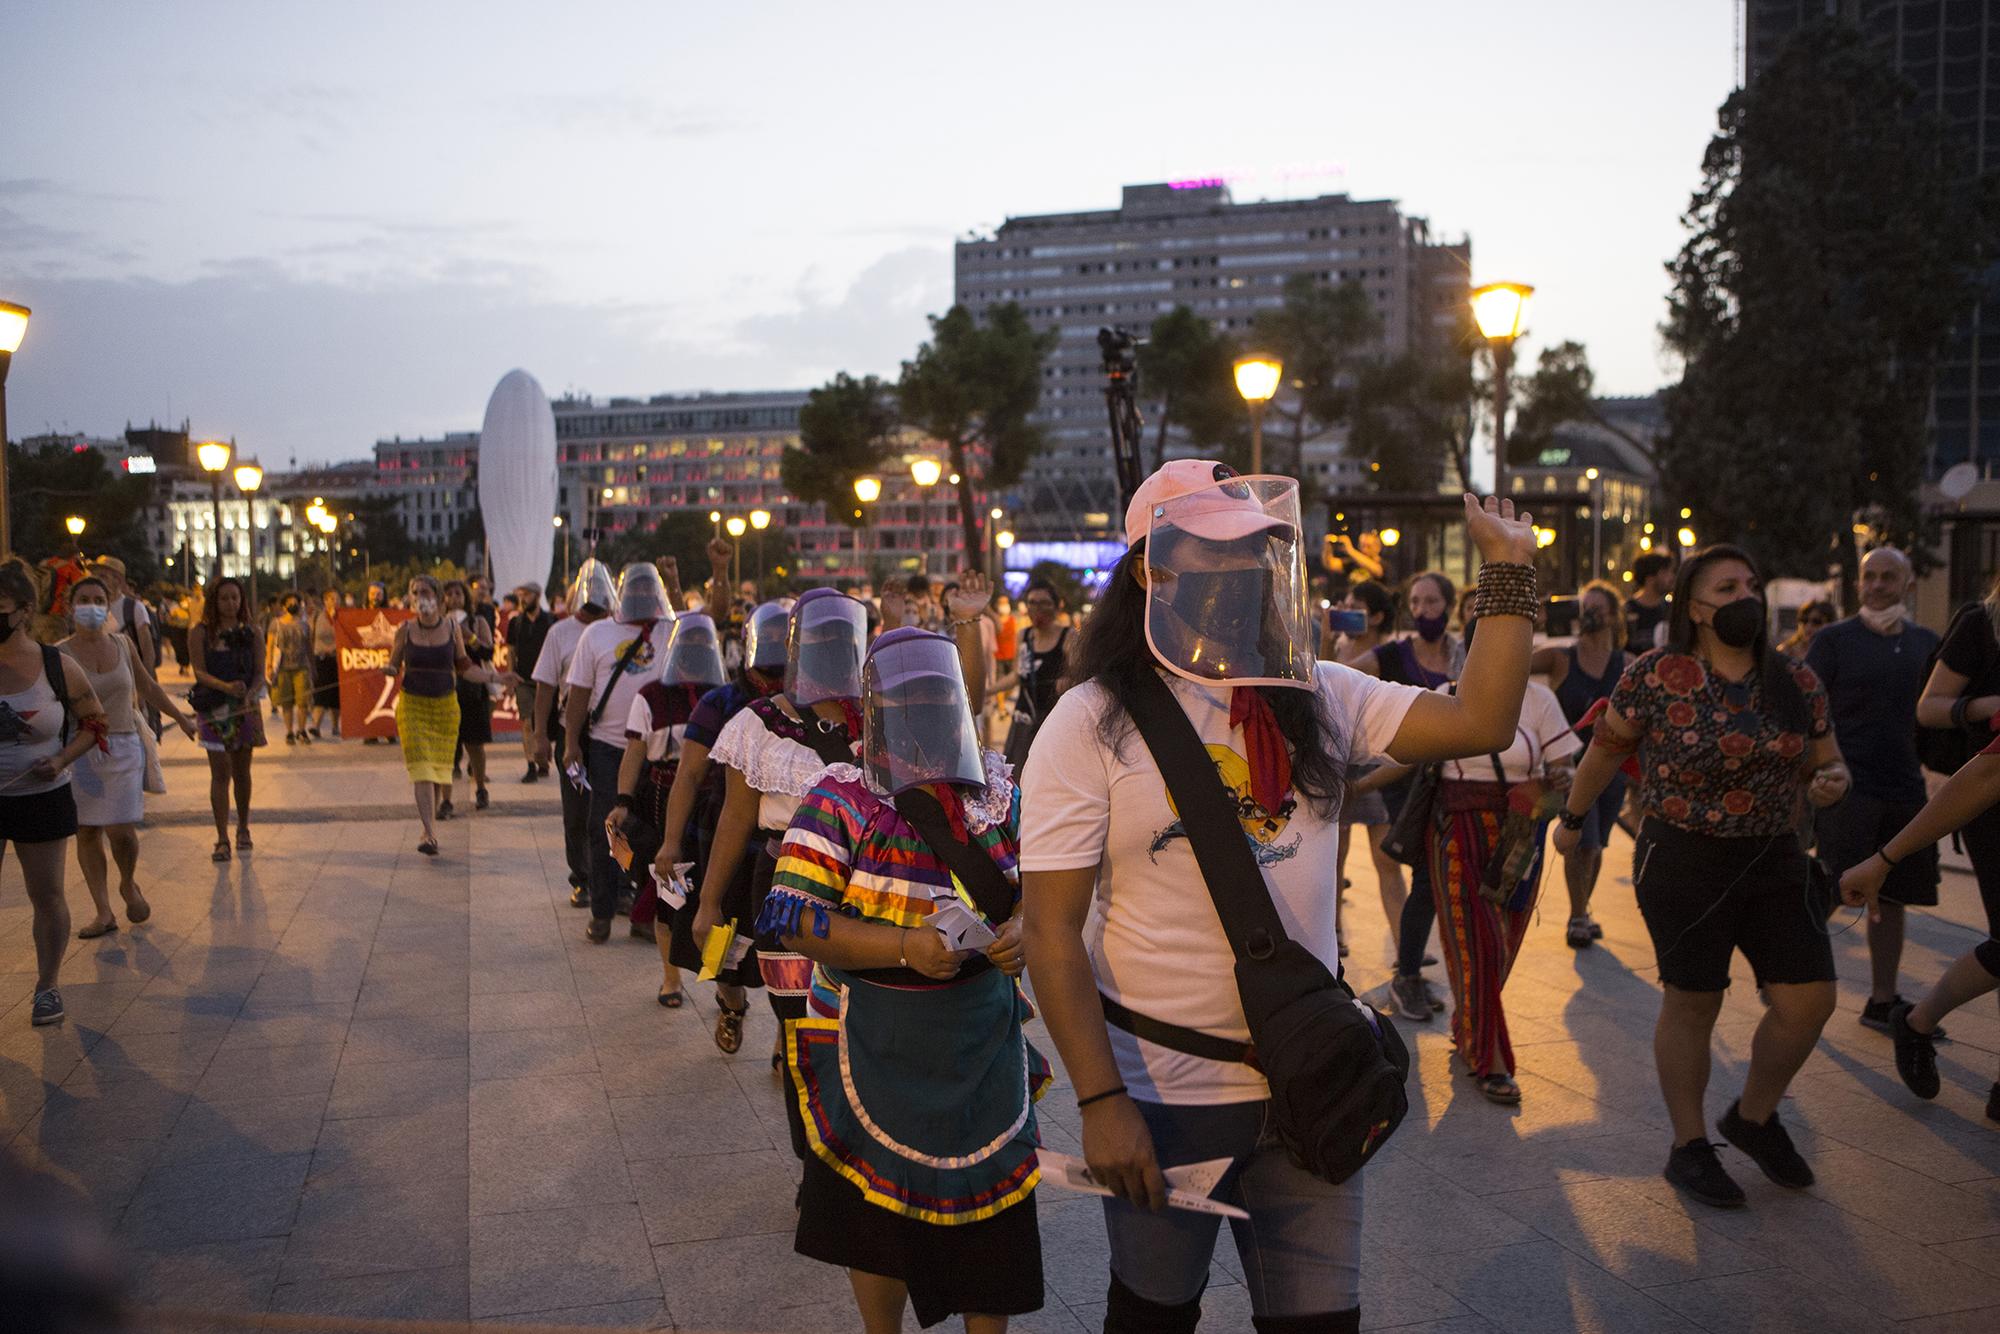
1744;0;2000;473
954;181;1471;539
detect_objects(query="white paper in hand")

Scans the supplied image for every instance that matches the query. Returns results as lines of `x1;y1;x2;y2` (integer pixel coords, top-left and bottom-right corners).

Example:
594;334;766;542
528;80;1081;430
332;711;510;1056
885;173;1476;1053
1035;1151;1247;1220
659;862;696;910
926;899;997;952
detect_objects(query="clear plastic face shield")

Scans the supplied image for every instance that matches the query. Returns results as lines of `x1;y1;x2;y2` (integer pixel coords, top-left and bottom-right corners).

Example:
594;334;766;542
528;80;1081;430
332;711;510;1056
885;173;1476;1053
785;589;868;705
614;563;670;623
569;560;616;616
662;613;726;688
743;601;791;673
862;629;985;797
1143;475;1313;690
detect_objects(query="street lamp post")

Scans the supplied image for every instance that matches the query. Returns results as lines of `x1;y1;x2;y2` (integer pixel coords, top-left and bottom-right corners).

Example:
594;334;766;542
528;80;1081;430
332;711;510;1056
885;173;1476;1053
1586;466;1603;580
1233;355;1282;475
0;301;30;558
196;440;233;584
1472;282;1534;501
749;508;770;588
852;475;881;581
235;462;264;616
64;515;85;555
725;515;747;591
987;505;1004;581
910;457;942;574
554;515;569;590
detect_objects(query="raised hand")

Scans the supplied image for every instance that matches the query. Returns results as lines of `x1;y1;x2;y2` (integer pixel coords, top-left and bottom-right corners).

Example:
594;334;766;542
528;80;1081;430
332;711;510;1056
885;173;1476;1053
707;537;733;579
880;585;909;633
1463;494;1537;566
946;570;992;622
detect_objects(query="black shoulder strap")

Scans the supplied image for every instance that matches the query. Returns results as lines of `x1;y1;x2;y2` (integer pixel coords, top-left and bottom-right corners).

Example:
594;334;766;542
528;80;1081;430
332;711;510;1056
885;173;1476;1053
590;621;654;726
897;785;1018;925
787;696;855;766
1124;669;1289;961
41;645;73;745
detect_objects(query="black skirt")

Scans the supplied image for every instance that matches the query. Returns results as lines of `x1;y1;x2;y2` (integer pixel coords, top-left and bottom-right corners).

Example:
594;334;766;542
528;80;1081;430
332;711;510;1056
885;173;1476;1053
796;1155;1043;1328
665;823;768;990
456;679;493;746
311;653;340;709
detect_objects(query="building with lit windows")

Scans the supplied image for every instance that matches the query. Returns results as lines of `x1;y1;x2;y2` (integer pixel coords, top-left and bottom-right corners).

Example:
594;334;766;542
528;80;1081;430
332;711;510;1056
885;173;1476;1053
954;181;1471;539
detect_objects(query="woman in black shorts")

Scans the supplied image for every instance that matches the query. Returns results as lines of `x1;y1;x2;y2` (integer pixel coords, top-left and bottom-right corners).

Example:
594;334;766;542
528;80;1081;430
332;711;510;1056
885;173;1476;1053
1555;545;1849;1210
0;559;109;1028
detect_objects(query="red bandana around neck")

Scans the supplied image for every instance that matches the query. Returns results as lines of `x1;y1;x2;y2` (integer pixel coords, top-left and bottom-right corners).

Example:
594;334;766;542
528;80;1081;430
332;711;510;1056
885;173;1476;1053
919;781;972;842
1229;687;1293;816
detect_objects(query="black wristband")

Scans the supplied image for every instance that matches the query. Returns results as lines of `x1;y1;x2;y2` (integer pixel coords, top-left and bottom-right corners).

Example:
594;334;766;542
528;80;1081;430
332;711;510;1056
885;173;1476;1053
1076;1085;1128;1111
1557;807;1587;832
613;794;636;811
1876;846;1901;869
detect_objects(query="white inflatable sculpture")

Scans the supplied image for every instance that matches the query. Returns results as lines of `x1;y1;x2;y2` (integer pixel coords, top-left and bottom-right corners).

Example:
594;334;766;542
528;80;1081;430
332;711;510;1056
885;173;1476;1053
477;369;558;601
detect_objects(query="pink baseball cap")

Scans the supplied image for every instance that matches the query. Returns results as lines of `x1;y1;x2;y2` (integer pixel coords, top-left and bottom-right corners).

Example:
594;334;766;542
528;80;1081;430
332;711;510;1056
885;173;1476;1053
1126;460;1293;544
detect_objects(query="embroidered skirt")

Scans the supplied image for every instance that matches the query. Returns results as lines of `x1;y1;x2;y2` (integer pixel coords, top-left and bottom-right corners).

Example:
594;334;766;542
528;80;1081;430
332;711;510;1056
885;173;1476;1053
791;962;1048;1324
395;691;460;785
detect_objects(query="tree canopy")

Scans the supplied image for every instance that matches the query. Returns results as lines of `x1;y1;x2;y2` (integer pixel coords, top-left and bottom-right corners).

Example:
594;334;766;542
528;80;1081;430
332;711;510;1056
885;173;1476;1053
1252;276;1382;476
1134;306;1247;471
5;443;158;583
1662;21;1996;583
900;303;1056;558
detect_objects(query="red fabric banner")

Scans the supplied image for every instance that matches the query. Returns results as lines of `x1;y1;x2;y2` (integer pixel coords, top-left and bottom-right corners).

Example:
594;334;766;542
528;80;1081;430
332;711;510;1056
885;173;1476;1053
335;608;520;739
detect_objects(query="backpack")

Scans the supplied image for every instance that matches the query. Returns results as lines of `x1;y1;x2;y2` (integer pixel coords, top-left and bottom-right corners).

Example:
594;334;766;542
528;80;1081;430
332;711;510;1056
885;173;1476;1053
40;645;74;745
1916;602;1998;777
1119;669;1410;1185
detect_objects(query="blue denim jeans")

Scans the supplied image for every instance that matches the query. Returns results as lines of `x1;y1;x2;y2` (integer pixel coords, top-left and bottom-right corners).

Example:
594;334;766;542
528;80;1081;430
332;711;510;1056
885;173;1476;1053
1102;1098;1363;1318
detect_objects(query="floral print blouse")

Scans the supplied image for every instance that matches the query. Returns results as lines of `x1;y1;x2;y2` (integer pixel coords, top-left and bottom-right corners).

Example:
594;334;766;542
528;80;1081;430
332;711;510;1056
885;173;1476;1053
1608;649;1829;838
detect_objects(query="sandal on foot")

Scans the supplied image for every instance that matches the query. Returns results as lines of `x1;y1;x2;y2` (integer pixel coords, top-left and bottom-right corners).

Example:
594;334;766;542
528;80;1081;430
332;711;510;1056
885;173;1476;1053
124;893;151;925
235;830;253;851
212;840;232;863
475;787;490;811
715;1000;748;1054
77;920;118;940
657;989;685;1009
1476;1074;1522;1105
1566;917;1594;949
417;838;440;857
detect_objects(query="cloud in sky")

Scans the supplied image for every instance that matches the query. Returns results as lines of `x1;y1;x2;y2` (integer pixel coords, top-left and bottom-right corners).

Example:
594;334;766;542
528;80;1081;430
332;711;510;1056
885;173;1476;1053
2;246;951;462
2;0;1742;464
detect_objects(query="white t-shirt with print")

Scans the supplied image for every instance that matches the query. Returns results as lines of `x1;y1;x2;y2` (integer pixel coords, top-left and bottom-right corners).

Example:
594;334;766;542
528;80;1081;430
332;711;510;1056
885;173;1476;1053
531;616;590;707
1019;662;1423;1105
1437;680;1580;783
564;617;672;749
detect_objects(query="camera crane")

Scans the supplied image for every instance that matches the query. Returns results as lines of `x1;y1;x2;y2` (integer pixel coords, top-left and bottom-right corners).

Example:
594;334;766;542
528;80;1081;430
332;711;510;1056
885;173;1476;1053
1099;326;1146;519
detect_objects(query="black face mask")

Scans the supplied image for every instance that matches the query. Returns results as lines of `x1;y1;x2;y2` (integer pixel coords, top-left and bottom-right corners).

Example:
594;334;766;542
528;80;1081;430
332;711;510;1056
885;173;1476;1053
1579;609;1606;634
1707;596;1765;649
0;612;17;645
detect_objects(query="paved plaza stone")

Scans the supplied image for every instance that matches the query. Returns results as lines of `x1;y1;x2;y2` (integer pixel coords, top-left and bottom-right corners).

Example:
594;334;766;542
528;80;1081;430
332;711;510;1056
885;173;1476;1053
5;723;2000;1332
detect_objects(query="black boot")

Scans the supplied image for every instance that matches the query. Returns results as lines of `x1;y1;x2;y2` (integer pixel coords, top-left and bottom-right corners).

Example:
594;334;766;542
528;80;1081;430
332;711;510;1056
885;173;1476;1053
1104;1273;1203;1334
1252;1310;1361;1334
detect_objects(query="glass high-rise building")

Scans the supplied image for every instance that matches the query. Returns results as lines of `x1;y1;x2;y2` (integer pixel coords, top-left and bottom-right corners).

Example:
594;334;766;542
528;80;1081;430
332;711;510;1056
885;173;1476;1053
1745;0;2000;474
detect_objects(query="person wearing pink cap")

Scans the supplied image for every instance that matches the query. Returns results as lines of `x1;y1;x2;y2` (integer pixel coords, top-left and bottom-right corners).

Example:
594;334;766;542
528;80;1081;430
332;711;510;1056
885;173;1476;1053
1021;460;1539;1334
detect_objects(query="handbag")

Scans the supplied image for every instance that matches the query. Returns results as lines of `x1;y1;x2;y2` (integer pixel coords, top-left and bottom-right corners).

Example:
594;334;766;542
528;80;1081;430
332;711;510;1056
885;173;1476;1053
140;722;166;795
1121;669;1410;1185
1379;762;1440;866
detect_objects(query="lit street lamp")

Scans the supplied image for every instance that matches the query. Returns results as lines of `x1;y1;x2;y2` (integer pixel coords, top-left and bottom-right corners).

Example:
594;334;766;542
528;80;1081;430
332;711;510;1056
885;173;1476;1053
197;440;233;584
235;462;264;614
1471;281;1533;500
64;515;85;555
911;458;942;573
749;508;770;586
1233;355;1283;474
1379;527;1401;548
851;476;881;579
0;300;30;557
1585;466;1604;580
725;514;747;588
553;514;570;588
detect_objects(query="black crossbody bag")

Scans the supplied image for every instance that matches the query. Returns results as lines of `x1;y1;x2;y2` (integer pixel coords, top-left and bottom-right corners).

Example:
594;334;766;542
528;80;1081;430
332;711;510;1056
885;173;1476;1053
1118;669;1410;1185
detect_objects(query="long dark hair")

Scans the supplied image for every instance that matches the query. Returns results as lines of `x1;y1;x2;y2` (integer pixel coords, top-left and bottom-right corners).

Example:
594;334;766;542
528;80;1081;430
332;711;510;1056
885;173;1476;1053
201;577;250;632
1065;544;1346;817
1666;544;1812;734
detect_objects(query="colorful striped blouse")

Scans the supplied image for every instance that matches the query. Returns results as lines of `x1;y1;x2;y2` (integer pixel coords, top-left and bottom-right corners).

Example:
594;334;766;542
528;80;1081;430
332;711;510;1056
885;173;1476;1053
757;755;1021;940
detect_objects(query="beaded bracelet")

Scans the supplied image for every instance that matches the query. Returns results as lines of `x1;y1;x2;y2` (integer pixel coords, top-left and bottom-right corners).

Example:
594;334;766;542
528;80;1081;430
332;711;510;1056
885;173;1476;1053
1471;561;1539;621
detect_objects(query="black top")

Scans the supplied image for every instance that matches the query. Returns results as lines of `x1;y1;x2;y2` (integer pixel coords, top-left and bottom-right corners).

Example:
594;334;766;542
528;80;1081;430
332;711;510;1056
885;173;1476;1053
507;609;553;682
1806;616;1938;804
1625;598;1669;654
1019;626;1069;722
1553;643;1626;738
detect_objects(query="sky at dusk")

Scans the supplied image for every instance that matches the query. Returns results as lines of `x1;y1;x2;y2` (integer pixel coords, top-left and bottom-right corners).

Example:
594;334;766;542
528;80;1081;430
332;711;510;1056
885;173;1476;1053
2;0;1742;465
